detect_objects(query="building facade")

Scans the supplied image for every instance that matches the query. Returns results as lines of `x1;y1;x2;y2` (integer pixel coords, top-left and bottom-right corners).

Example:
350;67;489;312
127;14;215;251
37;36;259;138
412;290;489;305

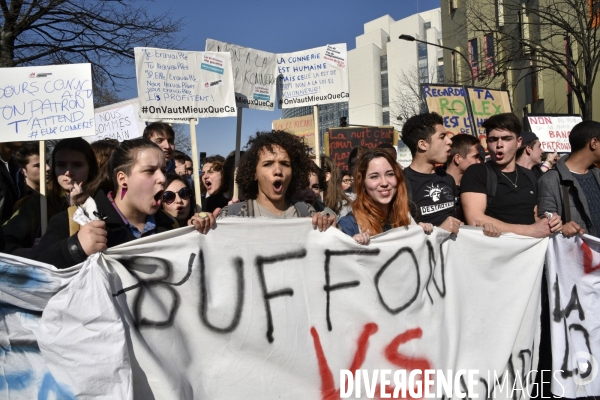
441;0;599;121
348;9;444;129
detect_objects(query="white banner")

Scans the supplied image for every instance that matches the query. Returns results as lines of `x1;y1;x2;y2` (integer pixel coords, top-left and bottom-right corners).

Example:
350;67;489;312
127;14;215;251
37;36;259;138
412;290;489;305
0;223;549;399
528;115;583;153
545;234;600;398
0;64;94;143
277;44;349;108
205;39;277;111
135;47;237;119
87;98;146;143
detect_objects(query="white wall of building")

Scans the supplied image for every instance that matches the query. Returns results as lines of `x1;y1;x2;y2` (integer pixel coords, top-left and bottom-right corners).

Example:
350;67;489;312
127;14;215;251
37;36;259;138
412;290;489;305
349;9;443;129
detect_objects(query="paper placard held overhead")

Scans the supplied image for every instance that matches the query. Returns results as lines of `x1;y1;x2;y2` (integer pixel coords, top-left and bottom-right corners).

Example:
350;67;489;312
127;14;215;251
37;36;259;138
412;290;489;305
135;47;236;119
277;44;349;108
205;39;277;111
528;115;582;152
87;98;146;143
0;64;94;143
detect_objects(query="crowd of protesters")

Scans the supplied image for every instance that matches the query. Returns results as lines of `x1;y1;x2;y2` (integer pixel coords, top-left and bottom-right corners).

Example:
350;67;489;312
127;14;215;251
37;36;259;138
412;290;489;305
1;113;598;259
0;112;598;398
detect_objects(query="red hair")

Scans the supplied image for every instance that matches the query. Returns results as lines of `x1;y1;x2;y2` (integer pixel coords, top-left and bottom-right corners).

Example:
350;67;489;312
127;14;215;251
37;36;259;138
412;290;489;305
352;150;411;235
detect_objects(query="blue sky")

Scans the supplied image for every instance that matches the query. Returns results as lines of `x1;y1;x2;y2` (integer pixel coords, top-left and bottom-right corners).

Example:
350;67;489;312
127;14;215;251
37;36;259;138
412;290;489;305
120;0;441;157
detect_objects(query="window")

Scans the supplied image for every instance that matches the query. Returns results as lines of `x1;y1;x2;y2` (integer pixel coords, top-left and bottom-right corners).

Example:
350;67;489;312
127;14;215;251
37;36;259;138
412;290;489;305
437;64;445;84
496;0;504;27
484;34;495;75
381;73;389;107
450;0;458;13
468;38;479;80
382;111;390;125
424;22;431;29
418;42;429;83
517;11;524;52
380;55;388;72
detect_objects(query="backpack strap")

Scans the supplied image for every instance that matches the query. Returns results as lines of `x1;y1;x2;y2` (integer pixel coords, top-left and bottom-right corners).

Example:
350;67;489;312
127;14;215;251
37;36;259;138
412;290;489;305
67;205;81;236
520;167;538;198
291;201;312;217
484;161;498;205
562;184;571;223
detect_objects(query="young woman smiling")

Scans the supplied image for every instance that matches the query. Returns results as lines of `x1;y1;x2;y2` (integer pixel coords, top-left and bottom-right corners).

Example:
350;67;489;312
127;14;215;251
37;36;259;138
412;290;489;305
218;130;335;231
338;149;434;245
34;138;215;269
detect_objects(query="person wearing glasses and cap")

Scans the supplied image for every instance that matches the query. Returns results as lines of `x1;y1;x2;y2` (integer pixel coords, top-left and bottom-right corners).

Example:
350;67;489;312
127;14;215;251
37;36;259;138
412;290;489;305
460;113;562;237
162;174;195;227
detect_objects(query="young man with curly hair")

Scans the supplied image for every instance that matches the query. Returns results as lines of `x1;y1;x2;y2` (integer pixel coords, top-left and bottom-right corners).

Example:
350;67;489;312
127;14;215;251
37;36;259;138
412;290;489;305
218;130;335;231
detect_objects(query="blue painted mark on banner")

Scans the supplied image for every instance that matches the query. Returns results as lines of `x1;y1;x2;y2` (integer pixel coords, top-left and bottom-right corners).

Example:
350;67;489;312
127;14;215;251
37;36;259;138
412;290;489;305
253;93;270;101
1;371;33;391
38;372;76;400
201;63;224;75
0;263;53;288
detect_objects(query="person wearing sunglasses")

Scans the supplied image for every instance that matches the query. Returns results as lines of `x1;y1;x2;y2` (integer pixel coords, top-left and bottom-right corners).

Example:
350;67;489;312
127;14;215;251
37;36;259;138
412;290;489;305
162;174;194;227
460;113;561;237
34;138;215;269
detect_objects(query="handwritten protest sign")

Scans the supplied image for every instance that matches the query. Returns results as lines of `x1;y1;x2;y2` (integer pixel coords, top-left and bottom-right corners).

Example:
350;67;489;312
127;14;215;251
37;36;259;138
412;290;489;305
0;223;549;399
85;98;146;143
277;44;349;108
325;126;396;168
396;140;413;168
422;84;473;137
205;39;277;111
467;88;512;140
134;47;236;119
546;234;600;398
272;114;315;154
0;64;94;143
528;115;582;152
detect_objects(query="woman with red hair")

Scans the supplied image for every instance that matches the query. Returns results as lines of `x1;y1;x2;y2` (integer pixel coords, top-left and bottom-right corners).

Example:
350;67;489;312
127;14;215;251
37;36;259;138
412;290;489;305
338;149;434;244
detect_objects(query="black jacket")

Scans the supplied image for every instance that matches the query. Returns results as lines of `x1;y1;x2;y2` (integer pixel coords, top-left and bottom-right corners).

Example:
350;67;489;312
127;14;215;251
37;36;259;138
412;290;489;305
33;190;175;269
0;156;23;225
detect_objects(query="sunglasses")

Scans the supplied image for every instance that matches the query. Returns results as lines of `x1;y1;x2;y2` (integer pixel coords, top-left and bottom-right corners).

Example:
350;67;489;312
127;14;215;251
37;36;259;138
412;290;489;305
487;135;516;143
342;179;354;184
163;187;192;205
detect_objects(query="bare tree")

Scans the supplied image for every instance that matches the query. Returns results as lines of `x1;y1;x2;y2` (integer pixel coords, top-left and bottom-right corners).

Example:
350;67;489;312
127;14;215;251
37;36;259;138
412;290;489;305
457;0;600;120
0;0;183;90
390;64;444;127
173;124;191;156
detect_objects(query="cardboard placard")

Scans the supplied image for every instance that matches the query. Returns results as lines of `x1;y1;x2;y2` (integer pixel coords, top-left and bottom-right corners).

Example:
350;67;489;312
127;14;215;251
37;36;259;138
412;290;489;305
272;114;315;155
325;126;396;168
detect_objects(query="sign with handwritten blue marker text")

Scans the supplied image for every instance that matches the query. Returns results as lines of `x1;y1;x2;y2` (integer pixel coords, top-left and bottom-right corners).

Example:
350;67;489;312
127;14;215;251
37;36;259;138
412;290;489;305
0;63;94;143
134;47;236;119
421;84;473;139
467;88;512;143
277;44;349;108
206;39;277;111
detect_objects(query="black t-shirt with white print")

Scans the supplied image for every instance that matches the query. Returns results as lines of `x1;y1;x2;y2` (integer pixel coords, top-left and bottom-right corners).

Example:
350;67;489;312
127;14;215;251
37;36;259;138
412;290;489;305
403;167;457;226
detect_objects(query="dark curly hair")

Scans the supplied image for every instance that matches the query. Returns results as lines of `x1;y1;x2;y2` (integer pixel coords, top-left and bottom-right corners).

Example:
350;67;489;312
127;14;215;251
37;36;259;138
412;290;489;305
401;112;444;156
236;130;312;199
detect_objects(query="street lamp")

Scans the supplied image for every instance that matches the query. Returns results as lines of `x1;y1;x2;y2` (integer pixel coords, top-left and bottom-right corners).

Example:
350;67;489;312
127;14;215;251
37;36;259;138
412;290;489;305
398;34;474;86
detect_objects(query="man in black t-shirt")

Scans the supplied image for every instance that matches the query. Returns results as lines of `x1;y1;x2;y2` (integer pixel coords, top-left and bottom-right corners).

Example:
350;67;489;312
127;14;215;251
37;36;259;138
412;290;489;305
461;113;562;237
401;112;461;233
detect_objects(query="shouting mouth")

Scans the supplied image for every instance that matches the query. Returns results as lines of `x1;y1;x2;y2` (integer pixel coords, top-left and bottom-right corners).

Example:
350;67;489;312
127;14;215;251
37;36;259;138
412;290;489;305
273;179;284;195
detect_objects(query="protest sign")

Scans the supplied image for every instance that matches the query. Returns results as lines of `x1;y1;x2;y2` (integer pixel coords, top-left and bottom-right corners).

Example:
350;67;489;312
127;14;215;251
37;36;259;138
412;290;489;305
0;64;94;142
277;44;349;108
0;222;548;400
86;98;146;143
545;234;600;398
422;84;474;137
396;140;413;168
134;47;236;119
528;115;582;152
272;114;315;154
205;39;277;111
467;88;512;144
325;126;396;168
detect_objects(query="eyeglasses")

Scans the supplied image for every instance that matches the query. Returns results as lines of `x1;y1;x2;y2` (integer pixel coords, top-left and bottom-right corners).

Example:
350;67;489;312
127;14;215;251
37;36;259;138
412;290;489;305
487;135;516;143
163;187;192;205
342;179;354;184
